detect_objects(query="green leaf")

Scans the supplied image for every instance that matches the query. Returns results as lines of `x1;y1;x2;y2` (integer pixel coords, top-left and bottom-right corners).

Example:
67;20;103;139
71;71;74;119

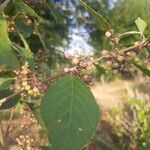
15;16;33;37
0;95;20;110
40;146;50;150
132;61;150;77
94;64;105;77
40;74;99;150
81;0;111;31
27;102;46;129
0;12;19;68
0;89;12;99
11;42;35;68
13;0;43;23
0;78;14;90
135;17;147;33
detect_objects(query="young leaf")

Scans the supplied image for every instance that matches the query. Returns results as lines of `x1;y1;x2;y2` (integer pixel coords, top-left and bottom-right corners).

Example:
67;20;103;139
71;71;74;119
13;0;43;23
132;61;150;77
11;42;35;68
40;74;99;150
135;17;147;33
81;0;111;31
0;12;19;68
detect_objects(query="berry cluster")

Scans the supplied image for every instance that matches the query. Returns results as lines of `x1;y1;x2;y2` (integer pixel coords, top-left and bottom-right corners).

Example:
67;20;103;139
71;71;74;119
64;51;94;85
12;66;48;97
101;49;136;75
16;106;39;149
23;16;33;27
7;18;15;32
16;134;38;150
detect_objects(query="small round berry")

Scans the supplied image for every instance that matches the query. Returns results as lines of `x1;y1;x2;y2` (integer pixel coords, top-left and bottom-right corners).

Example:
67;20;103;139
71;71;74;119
22;81;28;87
72;57;79;64
101;50;109;56
32;87;39;93
64;67;69;73
25;85;31;90
106;60;112;67
112;69;118;74
113;62;119;68
105;31;111;37
117;55;124;62
28;89;33;95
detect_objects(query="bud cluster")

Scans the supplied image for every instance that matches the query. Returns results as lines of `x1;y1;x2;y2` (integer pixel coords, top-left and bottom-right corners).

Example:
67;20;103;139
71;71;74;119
64;51;94;85
12;66;48;97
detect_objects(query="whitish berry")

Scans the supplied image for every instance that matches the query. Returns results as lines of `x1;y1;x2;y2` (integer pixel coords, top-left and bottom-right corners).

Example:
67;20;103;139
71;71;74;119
106;60;112;67
105;31;111;37
112;69;118;74
72;57;79;64
64;67;69;73
113;62;119;68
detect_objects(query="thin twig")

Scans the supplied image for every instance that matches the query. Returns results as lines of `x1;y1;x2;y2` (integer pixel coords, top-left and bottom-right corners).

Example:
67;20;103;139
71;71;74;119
120;39;150;53
4;109;15;140
42;72;66;83
0;0;11;11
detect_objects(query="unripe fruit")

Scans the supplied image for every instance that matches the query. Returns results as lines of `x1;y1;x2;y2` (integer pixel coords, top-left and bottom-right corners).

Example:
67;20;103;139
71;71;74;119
113;62;119;68
22;81;28;87
28;89;33;95
25;85;31;90
117;55;124;62
32;87;39;93
101;50;109;56
64;67;69;73
106;60;112;67
72;57;79;64
112;69;118;74
105;31;111;37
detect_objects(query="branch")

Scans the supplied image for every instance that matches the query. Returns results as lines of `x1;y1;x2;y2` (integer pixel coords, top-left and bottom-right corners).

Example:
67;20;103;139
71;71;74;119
0;0;11;11
1;38;150;104
120;38;150;54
